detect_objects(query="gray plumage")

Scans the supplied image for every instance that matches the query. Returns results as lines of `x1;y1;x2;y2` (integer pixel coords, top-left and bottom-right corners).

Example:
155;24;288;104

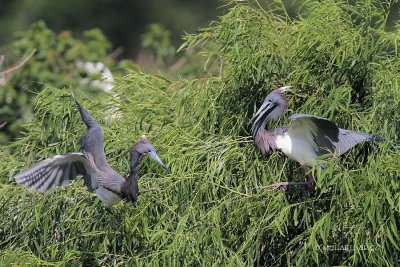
335;129;383;156
251;86;383;187
15;152;98;193
15;96;169;206
287;114;339;155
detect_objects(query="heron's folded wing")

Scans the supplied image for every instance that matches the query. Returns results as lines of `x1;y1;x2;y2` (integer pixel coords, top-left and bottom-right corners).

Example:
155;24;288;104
15;152;98;193
288;114;340;155
334;129;382;156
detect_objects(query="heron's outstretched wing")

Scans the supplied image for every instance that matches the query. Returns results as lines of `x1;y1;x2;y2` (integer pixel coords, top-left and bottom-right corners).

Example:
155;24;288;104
73;97;108;166
334;129;384;156
15;152;98;193
288;114;339;155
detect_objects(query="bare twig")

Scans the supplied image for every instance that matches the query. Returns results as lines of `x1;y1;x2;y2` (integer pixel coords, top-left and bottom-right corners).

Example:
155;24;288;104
0;49;36;76
0;122;7;130
106;47;124;61
168;57;186;72
168;46;196;72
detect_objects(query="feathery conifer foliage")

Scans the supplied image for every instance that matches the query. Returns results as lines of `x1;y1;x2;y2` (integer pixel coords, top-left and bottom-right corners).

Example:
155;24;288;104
1;0;400;266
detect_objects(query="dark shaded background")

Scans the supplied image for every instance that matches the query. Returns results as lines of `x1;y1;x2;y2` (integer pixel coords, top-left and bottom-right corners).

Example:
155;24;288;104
2;0;399;60
0;0;223;59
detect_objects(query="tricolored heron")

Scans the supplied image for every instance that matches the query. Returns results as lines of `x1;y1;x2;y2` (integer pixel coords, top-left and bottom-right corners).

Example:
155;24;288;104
251;86;383;188
15;96;169;206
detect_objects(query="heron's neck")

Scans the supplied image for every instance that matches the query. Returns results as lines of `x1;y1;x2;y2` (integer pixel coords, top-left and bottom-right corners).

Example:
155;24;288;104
121;150;141;203
252;121;277;155
130;150;141;175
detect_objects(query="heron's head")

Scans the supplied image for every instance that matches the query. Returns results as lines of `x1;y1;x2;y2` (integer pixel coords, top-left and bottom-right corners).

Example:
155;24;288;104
251;86;290;134
133;135;170;173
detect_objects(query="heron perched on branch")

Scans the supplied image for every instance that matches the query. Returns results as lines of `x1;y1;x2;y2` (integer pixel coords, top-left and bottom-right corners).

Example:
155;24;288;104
251;86;383;188
15;96;169;206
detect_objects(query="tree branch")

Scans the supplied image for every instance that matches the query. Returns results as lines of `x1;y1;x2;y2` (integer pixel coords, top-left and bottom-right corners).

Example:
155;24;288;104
0;49;36;76
0;122;7;131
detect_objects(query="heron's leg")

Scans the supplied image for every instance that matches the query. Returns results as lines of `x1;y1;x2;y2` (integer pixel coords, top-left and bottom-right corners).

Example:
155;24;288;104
265;166;315;190
302;166;315;184
266;181;314;190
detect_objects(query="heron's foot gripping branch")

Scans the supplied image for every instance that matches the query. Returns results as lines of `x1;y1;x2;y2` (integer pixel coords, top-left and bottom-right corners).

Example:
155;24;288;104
266;181;315;190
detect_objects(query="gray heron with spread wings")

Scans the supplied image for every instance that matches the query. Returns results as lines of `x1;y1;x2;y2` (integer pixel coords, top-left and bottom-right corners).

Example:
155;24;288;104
15;96;170;206
251;86;383;188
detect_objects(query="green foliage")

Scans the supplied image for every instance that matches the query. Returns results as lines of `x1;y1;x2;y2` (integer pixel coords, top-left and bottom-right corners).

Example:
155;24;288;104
0;21;113;145
1;0;400;266
0;0;223;58
141;23;176;66
9;21;111;88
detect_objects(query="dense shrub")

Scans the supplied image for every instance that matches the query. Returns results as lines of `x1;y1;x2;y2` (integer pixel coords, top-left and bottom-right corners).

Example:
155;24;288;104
1;1;399;266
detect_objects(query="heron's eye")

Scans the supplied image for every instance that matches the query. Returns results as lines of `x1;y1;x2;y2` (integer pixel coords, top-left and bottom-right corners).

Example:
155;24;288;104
268;99;272;102
148;149;151;153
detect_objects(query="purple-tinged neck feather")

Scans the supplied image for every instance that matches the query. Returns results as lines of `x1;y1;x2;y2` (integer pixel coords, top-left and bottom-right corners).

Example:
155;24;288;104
251;89;288;155
121;147;141;203
253;128;277;155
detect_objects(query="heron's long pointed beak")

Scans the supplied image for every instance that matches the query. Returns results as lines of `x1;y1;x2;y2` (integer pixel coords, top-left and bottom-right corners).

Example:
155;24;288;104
251;102;271;123
252;102;269;120
251;86;292;123
148;151;171;173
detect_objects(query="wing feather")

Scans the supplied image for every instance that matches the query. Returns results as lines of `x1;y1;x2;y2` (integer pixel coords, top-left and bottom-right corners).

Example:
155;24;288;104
335;129;382;156
62;163;71;184
288;115;382;156
15;152;98;192
33;168;58;192
288;114;339;155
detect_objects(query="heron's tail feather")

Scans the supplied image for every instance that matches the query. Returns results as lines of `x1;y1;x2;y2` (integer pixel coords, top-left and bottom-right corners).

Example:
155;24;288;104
367;134;384;142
